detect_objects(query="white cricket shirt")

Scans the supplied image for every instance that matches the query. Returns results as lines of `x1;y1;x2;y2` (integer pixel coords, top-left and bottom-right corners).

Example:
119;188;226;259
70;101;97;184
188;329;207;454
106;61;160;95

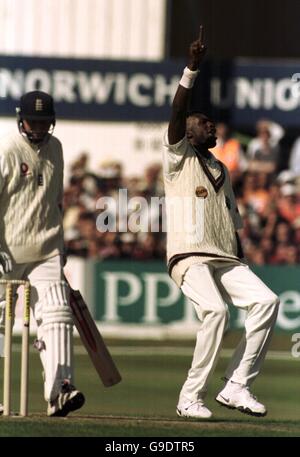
163;133;243;286
0;131;64;263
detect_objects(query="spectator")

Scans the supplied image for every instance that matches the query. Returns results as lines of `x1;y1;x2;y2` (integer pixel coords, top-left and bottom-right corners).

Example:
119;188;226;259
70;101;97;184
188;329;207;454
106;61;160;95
285;246;299;264
273;221;294;245
63;138;300;266
242;172;270;215
248;119;284;152
277;184;300;224
211;122;247;183
289;136;300;176
260;236;275;263
247;119;284;174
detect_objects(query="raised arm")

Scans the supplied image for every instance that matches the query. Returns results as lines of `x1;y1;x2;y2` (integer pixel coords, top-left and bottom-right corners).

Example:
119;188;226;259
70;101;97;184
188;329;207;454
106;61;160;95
168;25;207;145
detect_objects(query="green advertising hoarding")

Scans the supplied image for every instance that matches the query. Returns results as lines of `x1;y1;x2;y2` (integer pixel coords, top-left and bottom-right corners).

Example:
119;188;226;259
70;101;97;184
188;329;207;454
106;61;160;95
92;261;300;332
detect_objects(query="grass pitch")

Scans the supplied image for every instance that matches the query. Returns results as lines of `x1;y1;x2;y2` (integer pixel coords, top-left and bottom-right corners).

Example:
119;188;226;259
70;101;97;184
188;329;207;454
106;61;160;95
0;334;299;437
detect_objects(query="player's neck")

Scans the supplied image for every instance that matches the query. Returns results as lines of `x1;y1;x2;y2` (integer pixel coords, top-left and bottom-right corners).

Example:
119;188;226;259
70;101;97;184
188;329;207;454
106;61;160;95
193;144;211;159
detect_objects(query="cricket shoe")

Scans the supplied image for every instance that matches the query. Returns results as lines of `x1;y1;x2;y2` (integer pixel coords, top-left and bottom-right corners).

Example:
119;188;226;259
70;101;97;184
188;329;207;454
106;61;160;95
47;380;85;417
0;403;3;415
215;380;267;417
177;400;212;419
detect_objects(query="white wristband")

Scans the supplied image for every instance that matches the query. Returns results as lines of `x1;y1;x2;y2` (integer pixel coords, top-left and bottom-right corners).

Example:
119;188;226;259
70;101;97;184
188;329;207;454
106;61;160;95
179;66;199;89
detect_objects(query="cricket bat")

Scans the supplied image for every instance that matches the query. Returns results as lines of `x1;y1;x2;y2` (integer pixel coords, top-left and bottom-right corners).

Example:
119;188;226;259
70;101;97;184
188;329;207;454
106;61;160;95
68;284;122;387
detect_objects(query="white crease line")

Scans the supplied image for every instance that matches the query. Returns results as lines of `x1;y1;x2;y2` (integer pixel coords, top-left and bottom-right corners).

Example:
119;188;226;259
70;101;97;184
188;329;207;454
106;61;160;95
8;345;299;361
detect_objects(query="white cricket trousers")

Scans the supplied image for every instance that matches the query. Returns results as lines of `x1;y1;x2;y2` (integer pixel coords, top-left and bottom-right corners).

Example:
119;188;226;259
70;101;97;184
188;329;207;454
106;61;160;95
0;255;74;402
179;261;279;404
0;255;64;329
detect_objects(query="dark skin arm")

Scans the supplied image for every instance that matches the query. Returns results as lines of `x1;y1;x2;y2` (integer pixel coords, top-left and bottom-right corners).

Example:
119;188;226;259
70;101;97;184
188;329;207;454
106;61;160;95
235;231;244;259
168;25;207;145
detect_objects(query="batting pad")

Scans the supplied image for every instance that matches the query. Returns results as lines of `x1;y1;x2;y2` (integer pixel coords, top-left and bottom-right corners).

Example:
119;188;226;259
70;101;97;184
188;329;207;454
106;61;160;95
40;281;74;402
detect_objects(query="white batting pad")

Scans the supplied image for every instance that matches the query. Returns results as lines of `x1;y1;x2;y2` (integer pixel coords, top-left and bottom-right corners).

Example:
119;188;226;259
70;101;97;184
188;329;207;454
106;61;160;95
39;281;74;402
0;299;6;334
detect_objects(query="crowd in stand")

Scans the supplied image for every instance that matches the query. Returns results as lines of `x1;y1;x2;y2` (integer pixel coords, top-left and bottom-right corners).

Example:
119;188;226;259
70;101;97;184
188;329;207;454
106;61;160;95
63;119;300;265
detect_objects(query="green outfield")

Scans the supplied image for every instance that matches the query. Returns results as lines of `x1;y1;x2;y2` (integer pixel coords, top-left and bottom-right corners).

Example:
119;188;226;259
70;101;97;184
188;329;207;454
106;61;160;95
0;333;299;437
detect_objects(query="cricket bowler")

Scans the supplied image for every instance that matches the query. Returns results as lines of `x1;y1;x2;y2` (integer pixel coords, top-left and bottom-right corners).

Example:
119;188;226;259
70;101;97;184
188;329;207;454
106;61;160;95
0;91;85;416
163;26;280;419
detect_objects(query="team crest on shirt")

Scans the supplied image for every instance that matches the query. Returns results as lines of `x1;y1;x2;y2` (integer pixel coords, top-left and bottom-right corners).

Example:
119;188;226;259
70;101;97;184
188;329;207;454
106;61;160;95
195;186;208;198
20;162;31;177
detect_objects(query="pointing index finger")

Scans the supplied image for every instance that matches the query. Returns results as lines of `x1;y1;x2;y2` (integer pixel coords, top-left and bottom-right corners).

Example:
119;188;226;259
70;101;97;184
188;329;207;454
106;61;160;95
199;25;204;43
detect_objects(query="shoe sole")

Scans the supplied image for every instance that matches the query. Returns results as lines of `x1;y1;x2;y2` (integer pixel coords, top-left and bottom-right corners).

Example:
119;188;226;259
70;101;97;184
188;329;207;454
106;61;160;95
50;392;85;418
176;408;212;420
215;398;267;417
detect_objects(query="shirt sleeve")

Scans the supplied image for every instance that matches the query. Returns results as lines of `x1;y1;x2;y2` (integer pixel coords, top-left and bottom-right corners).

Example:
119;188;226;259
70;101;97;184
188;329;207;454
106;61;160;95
56;142;64;208
162;131;189;180
0;152;9;194
233;205;243;230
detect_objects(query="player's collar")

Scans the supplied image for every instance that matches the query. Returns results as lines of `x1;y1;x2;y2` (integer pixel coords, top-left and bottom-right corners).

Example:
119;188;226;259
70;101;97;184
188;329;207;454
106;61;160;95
192;146;225;193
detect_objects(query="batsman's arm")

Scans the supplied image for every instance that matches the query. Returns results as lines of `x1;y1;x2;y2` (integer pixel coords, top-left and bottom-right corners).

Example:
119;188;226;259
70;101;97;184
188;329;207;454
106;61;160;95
57;142;64;213
0;154;12;274
168;25;207;145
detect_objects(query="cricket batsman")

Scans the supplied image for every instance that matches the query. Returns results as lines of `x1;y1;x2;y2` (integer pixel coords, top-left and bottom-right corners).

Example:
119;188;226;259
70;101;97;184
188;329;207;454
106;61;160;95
0;91;85;416
163;27;280;419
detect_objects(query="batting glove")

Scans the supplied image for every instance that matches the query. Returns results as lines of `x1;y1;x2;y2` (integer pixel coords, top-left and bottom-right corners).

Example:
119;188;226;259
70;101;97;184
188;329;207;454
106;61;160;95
0;251;13;276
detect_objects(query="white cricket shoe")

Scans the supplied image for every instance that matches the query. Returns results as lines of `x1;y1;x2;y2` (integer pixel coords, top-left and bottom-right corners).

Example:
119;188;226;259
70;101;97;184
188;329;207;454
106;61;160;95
215;380;267;417
177;400;212;419
0;403;3;415
47;380;85;417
